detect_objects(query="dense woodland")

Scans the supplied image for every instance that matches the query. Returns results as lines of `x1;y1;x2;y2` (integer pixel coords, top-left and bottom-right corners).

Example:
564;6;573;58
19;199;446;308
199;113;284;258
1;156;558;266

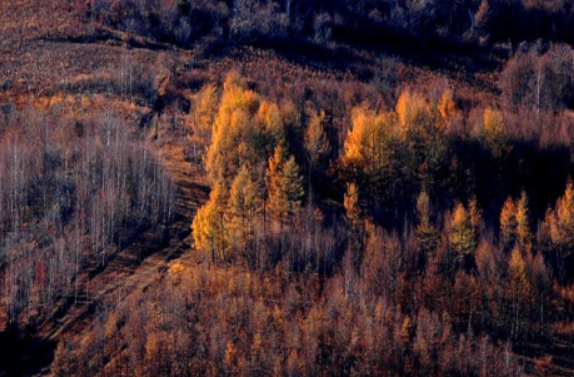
50;63;574;375
4;0;574;376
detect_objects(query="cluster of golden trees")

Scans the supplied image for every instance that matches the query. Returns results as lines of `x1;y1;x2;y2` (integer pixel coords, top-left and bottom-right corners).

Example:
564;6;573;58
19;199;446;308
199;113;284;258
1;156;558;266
189;72;574;292
47;71;574;376
191;73;308;264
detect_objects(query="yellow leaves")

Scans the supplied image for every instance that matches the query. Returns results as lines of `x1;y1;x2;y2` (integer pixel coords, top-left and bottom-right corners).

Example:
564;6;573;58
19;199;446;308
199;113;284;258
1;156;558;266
452;202;468;224
557;179;574;228
192;84;219;132
547;179;574;253
344;183;361;226
228;166;261;250
257;101;284;145
282;157;305;206
251;332;264;354
304;110;330;167
448;201;478;256
499;190;532;251
266;146;305;226
483;107;504;134
188;84;219;162
516;191;532;252
221;71;259;114
396;90;437;136
168;260;186;276
500;196;517;249
396;90;411;128
483;107;506;157
206;72;265;184
279;100;299;129
534;356;554;377
400;316;412;343
345;107;373;165
205;72;292;185
105;312;118;339
145;331;161;364
192;182;229;261
343;106;394;174
509;246;530;296
224;341;238;370
438;89;458;122
273;305;285;331
344;182;366;262
545;208;560;246
80;95;91;109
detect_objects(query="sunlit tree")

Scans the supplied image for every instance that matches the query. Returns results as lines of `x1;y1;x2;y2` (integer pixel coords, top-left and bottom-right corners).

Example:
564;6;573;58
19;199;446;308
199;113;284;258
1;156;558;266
228;166;262;253
192;182;229;262
500;196;517;251
266;146;304;227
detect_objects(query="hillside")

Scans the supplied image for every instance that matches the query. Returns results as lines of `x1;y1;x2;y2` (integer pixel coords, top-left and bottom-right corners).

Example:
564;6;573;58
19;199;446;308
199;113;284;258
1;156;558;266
3;1;574;376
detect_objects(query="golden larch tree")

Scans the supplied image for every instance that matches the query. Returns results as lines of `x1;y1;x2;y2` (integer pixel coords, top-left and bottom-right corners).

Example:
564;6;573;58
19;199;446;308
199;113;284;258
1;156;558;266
509;246;531;338
205;72;262;184
304;110;330;172
483;107;506;157
344;182;365;267
343;107;395;182
266;146;304;227
192;182;229;262
258;101;285;147
500;196;517;251
396;90;437;138
438;89;458;123
516;190;533;252
555;179;574;248
282;156;305;220
227;166;262;253
416;190;439;255
448;201;478;265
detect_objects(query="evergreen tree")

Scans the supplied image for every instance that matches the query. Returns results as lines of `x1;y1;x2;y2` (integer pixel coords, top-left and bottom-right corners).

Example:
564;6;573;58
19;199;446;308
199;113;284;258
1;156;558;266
344;183;365;268
258;101;285;148
416;190;439;256
304;110;330;176
192;182;229;262
228;166;262;254
205;72;261;184
266;146;304;227
448;202;478;269
282;156;305;221
483;107;506;158
509;246;530;338
500;196;517;251
516;190;533;253
438;89;458;123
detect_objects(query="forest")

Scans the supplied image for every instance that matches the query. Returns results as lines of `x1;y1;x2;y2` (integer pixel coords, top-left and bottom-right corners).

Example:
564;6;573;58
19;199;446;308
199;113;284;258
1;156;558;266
4;0;574;376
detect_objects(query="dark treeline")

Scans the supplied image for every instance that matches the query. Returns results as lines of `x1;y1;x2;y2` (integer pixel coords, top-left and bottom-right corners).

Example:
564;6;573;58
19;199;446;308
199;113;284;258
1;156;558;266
88;0;574;52
0;108;174;328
